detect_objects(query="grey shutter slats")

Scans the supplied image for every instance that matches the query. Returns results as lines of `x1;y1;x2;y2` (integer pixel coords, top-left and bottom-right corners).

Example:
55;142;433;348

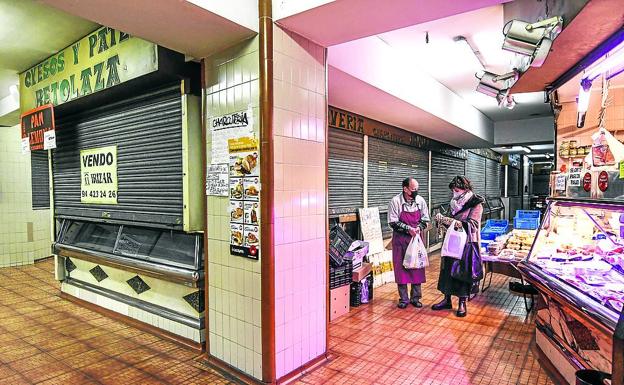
367;138;429;238
466;152;486;196
328;128;364;215
31;151;50;209
431;153;465;207
52;84;184;228
367;138;429;212
485;158;501;198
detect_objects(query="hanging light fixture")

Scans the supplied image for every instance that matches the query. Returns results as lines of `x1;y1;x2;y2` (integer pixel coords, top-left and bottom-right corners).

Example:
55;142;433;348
502;16;563;67
475;69;519;109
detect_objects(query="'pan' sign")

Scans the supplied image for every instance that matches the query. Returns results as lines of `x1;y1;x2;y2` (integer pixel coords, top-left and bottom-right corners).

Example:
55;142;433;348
20;104;56;152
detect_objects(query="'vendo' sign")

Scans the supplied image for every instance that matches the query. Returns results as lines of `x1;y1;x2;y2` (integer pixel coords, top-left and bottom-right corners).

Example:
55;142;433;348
80;146;118;204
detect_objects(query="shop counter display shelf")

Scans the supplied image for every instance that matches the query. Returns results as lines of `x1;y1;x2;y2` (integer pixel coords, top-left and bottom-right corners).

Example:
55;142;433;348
517;197;624;384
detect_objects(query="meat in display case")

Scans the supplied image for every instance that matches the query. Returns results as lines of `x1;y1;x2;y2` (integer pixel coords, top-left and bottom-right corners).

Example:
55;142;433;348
518;197;624;384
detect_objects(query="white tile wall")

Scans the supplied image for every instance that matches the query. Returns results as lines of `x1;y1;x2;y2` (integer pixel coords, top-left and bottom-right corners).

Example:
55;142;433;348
205;36;263;381
272;24;327;379
0;125;51;267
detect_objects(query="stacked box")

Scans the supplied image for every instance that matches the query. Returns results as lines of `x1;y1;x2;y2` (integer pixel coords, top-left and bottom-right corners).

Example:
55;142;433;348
350;273;374;307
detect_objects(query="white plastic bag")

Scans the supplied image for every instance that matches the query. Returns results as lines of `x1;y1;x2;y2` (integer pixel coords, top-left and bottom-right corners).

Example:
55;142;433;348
403;235;429;269
441;220;467;259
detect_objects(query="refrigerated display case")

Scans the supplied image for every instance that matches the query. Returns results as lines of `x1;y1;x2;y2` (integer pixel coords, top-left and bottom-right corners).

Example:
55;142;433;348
518;197;624;384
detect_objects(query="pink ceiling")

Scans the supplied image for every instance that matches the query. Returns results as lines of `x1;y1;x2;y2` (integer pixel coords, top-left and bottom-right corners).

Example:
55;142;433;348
277;0;512;47
40;0;256;58
328;66;492;148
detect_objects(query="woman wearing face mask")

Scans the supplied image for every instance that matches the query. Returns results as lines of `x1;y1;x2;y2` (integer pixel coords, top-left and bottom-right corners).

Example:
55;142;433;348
433;176;484;317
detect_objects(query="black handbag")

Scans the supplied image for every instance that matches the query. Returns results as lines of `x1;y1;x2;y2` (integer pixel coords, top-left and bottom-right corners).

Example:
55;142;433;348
450;219;484;283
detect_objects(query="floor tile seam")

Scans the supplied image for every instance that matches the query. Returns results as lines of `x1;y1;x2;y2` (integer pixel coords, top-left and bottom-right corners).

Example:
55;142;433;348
464;294;521;385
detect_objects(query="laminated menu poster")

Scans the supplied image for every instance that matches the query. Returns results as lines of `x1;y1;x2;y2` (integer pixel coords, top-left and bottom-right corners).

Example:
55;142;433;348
229;137;260;260
80;145;118;204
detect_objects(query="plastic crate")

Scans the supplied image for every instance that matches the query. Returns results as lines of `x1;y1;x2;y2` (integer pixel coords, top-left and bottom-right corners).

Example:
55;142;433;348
330;260;353;289
350;273;373;307
329;225;354;267
516;210;540;219
513;217;540;230
513;210;541;230
481;219;510;241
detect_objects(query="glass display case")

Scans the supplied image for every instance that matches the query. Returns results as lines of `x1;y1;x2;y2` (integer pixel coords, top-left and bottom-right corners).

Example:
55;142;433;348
519;197;624;383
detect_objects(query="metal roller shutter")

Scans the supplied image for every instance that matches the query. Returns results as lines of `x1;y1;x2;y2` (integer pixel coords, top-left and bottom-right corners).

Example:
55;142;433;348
368;138;429;237
508;167;520;196
328;128;364;216
431;153;465;207
466;152;486;196
485;158;501;198
31;151;50;209
52;84;183;228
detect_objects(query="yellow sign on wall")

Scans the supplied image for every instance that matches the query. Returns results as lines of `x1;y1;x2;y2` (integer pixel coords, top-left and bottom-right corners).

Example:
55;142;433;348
19;26;158;112
80;146;118;204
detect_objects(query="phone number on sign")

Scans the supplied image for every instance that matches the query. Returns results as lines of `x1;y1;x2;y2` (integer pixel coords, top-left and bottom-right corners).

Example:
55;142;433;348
81;190;117;198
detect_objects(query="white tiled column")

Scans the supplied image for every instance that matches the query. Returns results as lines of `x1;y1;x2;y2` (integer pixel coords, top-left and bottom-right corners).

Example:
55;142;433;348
204;37;263;380
272;24;328;379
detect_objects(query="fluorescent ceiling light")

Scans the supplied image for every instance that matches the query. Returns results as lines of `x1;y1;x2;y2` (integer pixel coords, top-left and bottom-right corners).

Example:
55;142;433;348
528;144;554;151
492;146;531;154
576;38;624;127
585;40;624;81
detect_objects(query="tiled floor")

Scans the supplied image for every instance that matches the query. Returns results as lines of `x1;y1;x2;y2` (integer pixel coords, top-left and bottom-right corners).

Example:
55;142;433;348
0;256;555;385
294;255;555;385
0;258;235;385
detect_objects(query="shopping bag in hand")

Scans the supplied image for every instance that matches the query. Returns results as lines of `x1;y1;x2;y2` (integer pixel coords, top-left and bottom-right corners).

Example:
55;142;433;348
403;235;429;269
441;220;467;260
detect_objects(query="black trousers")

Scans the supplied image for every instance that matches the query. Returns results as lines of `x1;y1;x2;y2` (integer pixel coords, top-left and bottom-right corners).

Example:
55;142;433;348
397;283;422;304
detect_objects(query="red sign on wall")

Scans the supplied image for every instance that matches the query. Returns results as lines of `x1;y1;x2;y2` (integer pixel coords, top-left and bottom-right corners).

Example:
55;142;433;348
598;171;609;192
20;104;56;152
583;172;592;192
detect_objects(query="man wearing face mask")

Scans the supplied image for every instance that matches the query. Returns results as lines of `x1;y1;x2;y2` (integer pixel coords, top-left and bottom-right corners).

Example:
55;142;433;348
388;177;430;309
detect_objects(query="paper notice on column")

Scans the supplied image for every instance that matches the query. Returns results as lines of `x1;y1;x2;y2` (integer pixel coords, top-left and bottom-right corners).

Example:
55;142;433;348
210;106;254;164
358;207;384;255
21;137;30;154
43;130;56;150
206;164;229;196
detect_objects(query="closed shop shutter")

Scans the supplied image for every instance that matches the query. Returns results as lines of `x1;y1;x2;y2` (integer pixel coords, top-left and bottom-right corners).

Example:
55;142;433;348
431;153;465;208
466;152;486;196
31;151;50;209
508;166;520;196
485;158;501;198
328;128;364;216
52;84;184;228
368;138;429;237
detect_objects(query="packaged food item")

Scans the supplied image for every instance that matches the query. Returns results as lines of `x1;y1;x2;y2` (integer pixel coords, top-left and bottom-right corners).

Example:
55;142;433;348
592;130;616;166
487;242;503;256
